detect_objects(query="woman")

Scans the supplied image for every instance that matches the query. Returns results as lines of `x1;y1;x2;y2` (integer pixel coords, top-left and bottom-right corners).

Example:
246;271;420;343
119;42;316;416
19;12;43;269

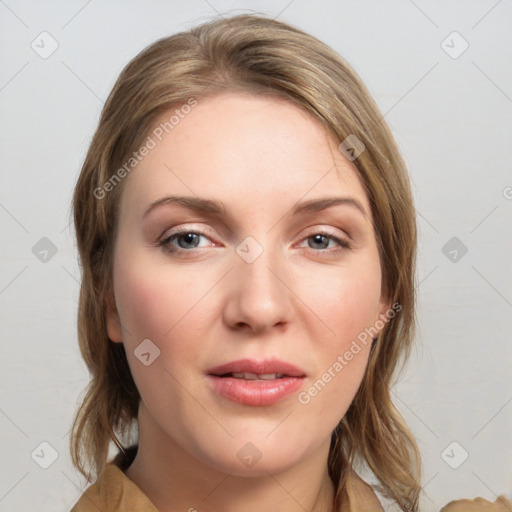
68;13;511;512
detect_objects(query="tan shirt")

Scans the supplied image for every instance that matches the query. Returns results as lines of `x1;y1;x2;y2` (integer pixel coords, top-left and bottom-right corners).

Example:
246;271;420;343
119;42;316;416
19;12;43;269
70;463;388;512
70;452;511;512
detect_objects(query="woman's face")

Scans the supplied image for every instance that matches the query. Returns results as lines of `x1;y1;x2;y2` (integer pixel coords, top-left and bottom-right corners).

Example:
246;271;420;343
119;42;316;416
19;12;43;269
107;92;390;475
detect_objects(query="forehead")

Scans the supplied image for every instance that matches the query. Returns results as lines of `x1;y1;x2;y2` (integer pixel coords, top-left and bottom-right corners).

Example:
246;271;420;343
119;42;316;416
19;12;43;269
118;92;370;220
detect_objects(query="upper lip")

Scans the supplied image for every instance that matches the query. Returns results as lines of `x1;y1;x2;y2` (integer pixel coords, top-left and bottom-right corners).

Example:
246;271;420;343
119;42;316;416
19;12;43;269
207;358;306;377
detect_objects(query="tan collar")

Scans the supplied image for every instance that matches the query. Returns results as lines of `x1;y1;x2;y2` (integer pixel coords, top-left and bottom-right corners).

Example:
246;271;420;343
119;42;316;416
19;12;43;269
70;463;384;512
69;461;511;512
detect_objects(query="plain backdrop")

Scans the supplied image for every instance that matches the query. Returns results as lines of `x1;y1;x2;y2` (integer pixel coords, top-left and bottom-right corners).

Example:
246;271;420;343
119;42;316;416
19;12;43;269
0;1;511;511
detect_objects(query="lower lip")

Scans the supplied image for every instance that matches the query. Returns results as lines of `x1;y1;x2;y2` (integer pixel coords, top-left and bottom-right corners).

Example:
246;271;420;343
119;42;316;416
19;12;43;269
207;375;304;406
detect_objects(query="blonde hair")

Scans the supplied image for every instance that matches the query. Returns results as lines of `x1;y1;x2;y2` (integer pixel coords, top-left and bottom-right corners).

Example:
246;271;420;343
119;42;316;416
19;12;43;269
70;13;421;511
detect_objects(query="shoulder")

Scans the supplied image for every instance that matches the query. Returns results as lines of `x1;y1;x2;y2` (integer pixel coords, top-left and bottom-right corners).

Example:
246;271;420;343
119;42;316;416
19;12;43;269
342;469;385;511
440;495;512;512
69;463;158;512
343;469;511;512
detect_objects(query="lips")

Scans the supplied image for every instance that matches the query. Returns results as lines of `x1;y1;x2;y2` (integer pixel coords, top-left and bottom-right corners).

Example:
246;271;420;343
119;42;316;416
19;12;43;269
206;358;306;406
207;358;306;378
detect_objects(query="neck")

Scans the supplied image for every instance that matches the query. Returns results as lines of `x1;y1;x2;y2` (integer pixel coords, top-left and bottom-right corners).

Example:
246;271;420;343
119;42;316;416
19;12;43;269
124;403;336;512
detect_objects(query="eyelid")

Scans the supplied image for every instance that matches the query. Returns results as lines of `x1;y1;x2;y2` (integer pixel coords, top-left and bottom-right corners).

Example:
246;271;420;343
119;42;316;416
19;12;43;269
158;225;218;251
159;223;217;240
158;224;348;242
296;223;351;241
294;227;351;249
158;220;235;258
158;223;352;256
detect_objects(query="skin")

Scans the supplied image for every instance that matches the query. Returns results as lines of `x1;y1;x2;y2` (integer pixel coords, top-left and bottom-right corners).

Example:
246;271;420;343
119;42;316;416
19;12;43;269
106;91;390;512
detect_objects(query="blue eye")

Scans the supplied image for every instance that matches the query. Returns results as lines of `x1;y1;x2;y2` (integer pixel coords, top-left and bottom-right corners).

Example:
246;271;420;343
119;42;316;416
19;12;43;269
158;228;350;256
159;230;212;253
301;232;351;251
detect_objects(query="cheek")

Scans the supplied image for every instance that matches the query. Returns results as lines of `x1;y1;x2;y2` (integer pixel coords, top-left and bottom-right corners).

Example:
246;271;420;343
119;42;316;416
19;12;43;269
112;264;197;408
297;260;381;408
309;262;383;344
115;274;167;341
298;284;375;422
113;257;213;369
115;251;188;338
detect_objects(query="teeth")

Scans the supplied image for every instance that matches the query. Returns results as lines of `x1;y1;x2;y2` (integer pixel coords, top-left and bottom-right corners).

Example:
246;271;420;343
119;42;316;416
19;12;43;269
230;372;285;380
233;372;259;380
259;373;279;380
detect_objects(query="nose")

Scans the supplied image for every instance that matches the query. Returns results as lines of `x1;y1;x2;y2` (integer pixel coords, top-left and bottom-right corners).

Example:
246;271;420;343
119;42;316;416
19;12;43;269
222;242;293;334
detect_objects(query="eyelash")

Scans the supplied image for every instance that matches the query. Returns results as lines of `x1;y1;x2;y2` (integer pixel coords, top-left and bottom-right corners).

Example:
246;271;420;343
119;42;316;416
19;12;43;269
158;228;351;255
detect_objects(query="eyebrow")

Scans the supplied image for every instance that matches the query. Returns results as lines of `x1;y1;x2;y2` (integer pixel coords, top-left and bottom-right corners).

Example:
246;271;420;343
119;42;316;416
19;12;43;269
143;195;368;219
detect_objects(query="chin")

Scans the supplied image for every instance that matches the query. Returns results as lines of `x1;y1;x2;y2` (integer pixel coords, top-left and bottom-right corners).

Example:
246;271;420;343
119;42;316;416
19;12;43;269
182;429;317;478
204;448;303;477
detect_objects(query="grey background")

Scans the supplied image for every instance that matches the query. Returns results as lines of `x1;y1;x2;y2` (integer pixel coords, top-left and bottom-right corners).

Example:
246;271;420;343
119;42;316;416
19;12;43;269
0;1;511;510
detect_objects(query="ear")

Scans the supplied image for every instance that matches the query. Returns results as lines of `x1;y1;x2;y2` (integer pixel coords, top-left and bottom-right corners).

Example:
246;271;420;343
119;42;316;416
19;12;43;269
105;289;123;343
373;292;394;337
